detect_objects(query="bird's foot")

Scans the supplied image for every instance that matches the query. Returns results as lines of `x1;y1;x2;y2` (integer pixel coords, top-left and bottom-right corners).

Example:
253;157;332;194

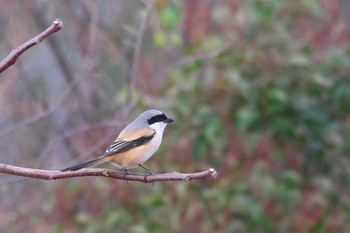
122;168;129;182
144;171;154;185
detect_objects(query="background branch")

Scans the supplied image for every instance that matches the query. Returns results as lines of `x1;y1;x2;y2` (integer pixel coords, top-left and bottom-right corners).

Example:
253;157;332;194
0;72;79;138
0;18;63;73
0;163;218;183
128;0;154;100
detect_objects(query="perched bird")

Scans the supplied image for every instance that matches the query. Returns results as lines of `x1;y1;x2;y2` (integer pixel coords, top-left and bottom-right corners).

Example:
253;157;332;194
61;110;173;175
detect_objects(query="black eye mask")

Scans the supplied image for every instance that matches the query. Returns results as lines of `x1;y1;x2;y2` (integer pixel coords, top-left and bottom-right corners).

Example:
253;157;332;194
147;113;168;125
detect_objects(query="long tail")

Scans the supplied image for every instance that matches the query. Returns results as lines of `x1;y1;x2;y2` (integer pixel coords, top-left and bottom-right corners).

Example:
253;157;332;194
61;156;106;171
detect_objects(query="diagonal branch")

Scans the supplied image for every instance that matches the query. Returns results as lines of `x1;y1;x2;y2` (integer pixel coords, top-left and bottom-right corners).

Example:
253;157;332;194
128;0;154;99
0;74;79;138
0;163;218;183
0;18;64;73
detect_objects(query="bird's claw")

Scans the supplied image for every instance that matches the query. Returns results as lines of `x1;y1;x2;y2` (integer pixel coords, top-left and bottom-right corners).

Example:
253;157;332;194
143;172;154;185
123;169;129;182
144;171;152;179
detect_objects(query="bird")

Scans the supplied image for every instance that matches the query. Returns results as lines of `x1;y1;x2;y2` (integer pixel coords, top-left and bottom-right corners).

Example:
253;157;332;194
61;110;173;176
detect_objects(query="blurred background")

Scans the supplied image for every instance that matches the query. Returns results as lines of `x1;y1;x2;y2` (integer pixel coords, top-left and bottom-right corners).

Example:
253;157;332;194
1;0;350;232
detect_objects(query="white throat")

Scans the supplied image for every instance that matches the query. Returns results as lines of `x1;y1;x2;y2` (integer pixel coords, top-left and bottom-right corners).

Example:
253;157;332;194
149;122;167;134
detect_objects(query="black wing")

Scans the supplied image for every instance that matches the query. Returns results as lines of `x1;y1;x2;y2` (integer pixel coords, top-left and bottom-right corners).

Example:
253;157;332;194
103;132;156;157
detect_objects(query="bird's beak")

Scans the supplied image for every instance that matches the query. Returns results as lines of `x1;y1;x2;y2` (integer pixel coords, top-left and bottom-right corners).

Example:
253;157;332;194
164;118;174;124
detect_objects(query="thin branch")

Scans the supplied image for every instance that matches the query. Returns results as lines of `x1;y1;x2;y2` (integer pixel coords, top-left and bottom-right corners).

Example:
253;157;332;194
0;75;79;138
171;43;230;68
0;18;64;73
0;163;218;183
128;0;154;99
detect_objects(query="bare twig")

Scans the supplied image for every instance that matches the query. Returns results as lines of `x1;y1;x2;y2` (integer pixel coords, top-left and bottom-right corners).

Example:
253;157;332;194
128;0;154;98
0;163;218;183
0;18;64;73
0;75;79;138
171;43;230;68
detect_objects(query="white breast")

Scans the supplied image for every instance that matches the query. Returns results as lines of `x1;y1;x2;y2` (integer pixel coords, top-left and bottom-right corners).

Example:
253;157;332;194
139;131;162;163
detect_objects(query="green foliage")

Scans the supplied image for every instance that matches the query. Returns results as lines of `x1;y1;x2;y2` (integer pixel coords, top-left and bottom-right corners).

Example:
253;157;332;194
159;3;181;29
155;1;350;232
154;3;182;48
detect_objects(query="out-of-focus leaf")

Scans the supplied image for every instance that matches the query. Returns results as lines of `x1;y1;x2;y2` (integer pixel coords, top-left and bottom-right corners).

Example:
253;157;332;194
169;32;182;46
236;107;259;131
282;170;302;189
267;87;288;113
105;211;132;230
182;60;204;74
332;81;350;114
154;32;166;47
287;54;310;66
159;4;181;28
342;203;350;219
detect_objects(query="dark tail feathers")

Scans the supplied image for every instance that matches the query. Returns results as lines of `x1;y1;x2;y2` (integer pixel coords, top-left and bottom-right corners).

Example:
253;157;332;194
61;157;104;172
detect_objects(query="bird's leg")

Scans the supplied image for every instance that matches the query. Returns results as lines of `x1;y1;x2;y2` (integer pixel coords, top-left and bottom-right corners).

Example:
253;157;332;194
138;164;153;181
122;168;128;181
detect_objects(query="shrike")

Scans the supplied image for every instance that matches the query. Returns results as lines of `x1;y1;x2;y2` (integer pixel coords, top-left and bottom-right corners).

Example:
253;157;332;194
62;110;173;175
